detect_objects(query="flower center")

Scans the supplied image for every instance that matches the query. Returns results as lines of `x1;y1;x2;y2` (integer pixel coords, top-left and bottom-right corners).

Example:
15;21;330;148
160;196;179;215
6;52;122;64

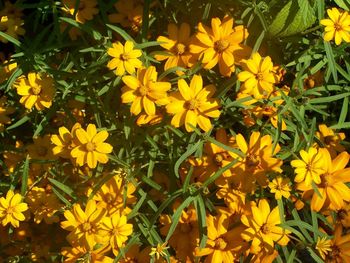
120;53;129;61
86;142;96;152
32;86;42;95
261;223;270;234
37;146;48;157
138;86;148;97
255;72;264;81
324;135;337;144
338;209;348;220
328;245;341;260
179;223;191;233
185;99;199;110
246;154;259;168
214;153;224;165
175;43;186;55
334;22;343;31
6;206;15;215
105;193;114;204
215;39;229;52
214;237;227;250
81;222;93;233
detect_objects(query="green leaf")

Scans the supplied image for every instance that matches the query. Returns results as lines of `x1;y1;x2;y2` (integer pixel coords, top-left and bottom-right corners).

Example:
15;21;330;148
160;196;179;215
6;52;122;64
20;156;30;196
107;24;134;42
334;0;350;10
194;195;208;248
0;31;21;47
174;140;202;178
6;115;31;131
48;178;77;200
324;41;338;83
269;0;316;37
306;247;324;263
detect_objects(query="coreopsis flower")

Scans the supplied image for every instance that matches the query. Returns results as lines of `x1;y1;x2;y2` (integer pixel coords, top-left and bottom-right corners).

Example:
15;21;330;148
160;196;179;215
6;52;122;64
238;53;278;99
166;74;221;132
27;135;56;173
335;203;350;228
315;124;346;158
0;190;28;228
320;8;350;45
195;214;246;262
107;40;142;76
0;60;17;83
0;96;14;131
297;150;350;212
14;72;55;111
291;147;326;186
190;16;249;77
99;213;133;255
61;243;113;263
26;187;61;224
121;66;171;116
88;171;137;216
62;0;98;24
229;132;283;192
241;199;290;254
316;236;331;260
325;225;350;262
155;23;196;71
108;0;143;33
268;176;291;199
61;200;106;249
150;242;169;260
216;188;246;216
51;123;81;159
71;124;113;169
0;15;25;43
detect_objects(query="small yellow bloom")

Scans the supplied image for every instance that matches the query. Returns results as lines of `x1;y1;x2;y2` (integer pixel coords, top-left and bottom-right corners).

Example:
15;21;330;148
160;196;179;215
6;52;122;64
166;74;221;132
107;40;142;76
0;15;25;43
121;66;171;116
315;124;346;158
51;123;81;159
62;0;98;24
238;53;278;99
71;124;113;169
316;236;331;260
321;8;350;45
14;72;55;111
268;176;291;200
0;190;28;228
291;147;326;186
149;242;169;260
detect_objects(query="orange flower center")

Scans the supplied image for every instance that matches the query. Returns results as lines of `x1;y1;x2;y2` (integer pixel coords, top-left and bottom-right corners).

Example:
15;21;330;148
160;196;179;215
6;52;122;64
37;146;48;157
214;39;229;52
185;99;199;110
246;154;259;168
338;209;348;220
334;22;343;31
175;43;186;55
255;72;264;81
214;237;227;250
105;193;114;204
32;86;42;95
324;135;337;144
6;206;15;215
86;142;96;152
328;245;341;261
120;53;129;61
138;86;148;96
214;153;224;165
260;223;271;234
81;222;95;234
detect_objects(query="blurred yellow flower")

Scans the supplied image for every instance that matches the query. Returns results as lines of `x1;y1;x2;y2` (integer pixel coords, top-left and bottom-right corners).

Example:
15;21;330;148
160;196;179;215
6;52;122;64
315;124;346;158
166;74;221;132
268;176;291;200
62;0;98;24
321;8;350;45
121;66;171;116
14;72;55;111
107;40;142;76
0;190;28;228
150;242;169;260
0;15;25;43
71;124;113;169
51;123;81;159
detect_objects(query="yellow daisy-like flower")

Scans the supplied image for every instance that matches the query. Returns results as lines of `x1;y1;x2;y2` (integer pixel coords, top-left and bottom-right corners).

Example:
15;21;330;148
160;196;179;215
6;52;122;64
315;124;346;158
0;15;25;43
14;72;55;111
51;123;81;159
71;124;113;169
166;74;221;132
99;213;133;256
320;8;350;45
316;236;332;260
62;0;98;24
190;16;250;77
0;190;28;228
241;199;290;254
291;147;326;186
121;66;171;116
155;23;195;71
238;52;278;99
149;242;169;260
268;176;291;200
107;40;142;76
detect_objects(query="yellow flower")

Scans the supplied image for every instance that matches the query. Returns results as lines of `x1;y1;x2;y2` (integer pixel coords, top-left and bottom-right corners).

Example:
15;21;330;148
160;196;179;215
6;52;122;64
60;200;105;249
155;23;196;72
0;59;17;83
268;176;291;200
321;8;350;45
241;199;290;254
0;96;14;131
51;123;81;159
71;124;113;169
0;190;28;228
190;16;249;77
166;74;221;132
26;187;61;224
62;0;98;24
136;111;163;126
291;147;326;186
61;243;113;263
315;124;346;158
150;242;169;260
316;236;331;260
107;40;142;76
99;213;133;255
325;225;350;262
238;53;278;99
0;15;25;43
121;66;171;116
14;72;55;111
298;150;350;212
